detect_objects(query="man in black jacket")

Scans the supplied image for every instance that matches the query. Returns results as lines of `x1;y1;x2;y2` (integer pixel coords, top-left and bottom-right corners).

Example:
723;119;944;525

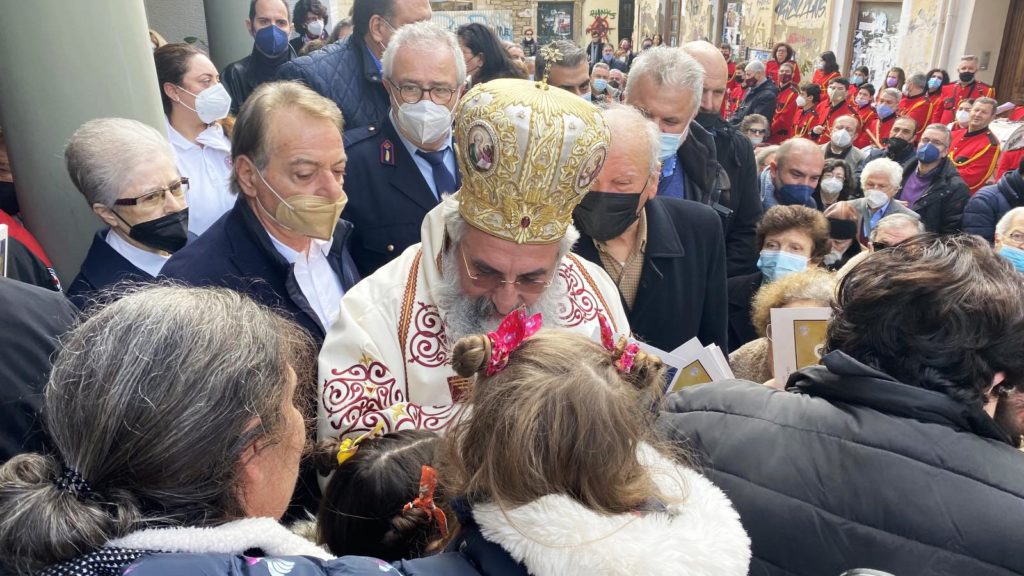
572;105;727;352
662;234;1024;576
731;60;779;125
685;41;762;276
222;0;295;115
275;0;432;130
625;46;761;277
896;123;969;234
0;277;76;462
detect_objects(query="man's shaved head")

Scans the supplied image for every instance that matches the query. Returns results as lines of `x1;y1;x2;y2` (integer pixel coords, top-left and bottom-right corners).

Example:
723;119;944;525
683;41;727;113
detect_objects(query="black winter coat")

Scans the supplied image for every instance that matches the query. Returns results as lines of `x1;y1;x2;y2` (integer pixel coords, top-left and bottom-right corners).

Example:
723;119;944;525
726;270;761;353
0;277;76;462
695;112;762;276
574;197;728;352
660;351;1024;576
897;157;970;234
276;34;389;131
671;122;762;278
732;80;780;124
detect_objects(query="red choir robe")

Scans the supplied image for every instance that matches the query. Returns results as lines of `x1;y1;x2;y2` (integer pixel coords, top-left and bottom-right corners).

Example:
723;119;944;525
949;127;1001;194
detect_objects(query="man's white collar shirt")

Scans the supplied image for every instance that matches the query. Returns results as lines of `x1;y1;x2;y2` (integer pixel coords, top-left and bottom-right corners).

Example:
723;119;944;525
166;120;235;236
391;111;456;200
268;233;343;331
105;229;169;278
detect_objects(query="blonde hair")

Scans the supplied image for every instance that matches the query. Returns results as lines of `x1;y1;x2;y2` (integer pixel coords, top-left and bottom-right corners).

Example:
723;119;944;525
752;268;836;337
441;330;670;514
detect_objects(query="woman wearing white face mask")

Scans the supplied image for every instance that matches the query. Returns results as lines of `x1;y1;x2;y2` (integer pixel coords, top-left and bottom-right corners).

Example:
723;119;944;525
813;158;853;210
157;43;235;236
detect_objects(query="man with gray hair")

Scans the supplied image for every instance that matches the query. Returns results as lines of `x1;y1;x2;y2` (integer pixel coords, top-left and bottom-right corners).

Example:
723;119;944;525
623;47;753;267
340;22;466;275
836;212;926;277
572;105;727;351
162;81;360;345
731;59;779;125
536;40;591;97
897;73;932;141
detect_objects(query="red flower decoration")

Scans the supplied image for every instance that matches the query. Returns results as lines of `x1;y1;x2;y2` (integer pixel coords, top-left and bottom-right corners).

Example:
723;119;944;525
403;465;448;538
599;312;640;374
486;308;543;376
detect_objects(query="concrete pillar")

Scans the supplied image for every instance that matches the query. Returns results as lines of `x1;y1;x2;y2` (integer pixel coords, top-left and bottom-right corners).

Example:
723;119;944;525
0;0;165;284
204;0;255;71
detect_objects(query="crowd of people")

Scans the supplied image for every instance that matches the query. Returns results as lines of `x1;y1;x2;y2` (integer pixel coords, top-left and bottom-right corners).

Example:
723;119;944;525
0;0;1023;575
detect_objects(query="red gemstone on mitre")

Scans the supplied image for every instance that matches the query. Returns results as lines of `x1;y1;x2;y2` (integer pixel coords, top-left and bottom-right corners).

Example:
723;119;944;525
520;216;531;228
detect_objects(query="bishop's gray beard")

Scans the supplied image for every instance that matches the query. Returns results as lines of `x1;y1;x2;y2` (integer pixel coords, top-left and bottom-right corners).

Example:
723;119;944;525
434;247;568;346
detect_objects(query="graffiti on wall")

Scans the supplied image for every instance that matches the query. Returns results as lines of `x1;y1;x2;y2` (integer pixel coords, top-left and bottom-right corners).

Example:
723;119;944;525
586;10;616;39
536;2;575;43
741;0;775;50
433;10;515;41
774;0;830;74
850;3;901;86
899;0;940;76
678;0;712;42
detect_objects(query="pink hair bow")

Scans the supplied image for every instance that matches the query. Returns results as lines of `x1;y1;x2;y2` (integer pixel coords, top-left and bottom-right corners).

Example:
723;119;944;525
486;309;543;376
599;313;640;373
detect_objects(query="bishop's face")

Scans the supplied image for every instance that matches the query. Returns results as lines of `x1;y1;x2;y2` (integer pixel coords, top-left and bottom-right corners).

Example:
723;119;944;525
456;226;561;317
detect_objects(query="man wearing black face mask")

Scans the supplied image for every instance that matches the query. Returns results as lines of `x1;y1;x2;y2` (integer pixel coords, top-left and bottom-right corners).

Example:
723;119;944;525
858;117;917;185
573;105;728;352
938;55;994;125
222;0;296;115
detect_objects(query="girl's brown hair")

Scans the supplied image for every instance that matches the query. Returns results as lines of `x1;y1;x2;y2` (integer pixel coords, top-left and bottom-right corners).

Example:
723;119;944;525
442;329;670;515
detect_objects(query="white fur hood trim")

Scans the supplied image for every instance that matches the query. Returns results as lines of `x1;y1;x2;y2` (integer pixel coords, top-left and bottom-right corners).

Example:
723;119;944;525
472;444;751;576
106;517;334;560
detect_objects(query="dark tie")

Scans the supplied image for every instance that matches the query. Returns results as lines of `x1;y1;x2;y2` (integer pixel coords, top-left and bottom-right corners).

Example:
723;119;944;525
416;148;456;200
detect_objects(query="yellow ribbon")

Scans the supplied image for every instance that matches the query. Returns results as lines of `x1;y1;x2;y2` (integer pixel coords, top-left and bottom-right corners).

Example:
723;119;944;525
336;421;386;465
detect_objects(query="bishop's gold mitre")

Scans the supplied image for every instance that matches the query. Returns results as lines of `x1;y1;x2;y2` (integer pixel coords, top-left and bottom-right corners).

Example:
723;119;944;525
453;78;611;244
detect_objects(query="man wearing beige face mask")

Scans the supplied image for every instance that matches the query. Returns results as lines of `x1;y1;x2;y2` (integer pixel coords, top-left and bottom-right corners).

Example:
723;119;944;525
163;81;360;345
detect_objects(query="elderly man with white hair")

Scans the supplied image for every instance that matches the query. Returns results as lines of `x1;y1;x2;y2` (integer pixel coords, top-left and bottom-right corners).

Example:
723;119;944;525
340;22;466;276
731;59;779;125
318;78;628;443
995;207;1024;273
624;46;760;276
826;157;919;244
572;105;727;352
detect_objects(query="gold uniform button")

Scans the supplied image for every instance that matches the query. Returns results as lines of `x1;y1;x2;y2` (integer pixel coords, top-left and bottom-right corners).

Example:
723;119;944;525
386;244;395;252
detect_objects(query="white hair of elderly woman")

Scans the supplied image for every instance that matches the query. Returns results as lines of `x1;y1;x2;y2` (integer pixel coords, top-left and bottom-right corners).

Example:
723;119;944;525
996;206;1024;237
859;157;904;191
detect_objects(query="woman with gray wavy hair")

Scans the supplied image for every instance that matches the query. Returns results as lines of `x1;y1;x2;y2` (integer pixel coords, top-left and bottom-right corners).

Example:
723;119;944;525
65;118;191;310
0;286;393;576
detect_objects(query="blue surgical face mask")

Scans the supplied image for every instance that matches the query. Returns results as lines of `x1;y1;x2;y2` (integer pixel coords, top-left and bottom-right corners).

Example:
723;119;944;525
658;131;683;161
582;91;592;102
757;249;809;282
850;75;864;86
877;103;894;119
777;182;815;206
927;77;942;91
603;53;614;62
1000;245;1024;273
594;78;608;92
254;24;289;57
916;142;942;164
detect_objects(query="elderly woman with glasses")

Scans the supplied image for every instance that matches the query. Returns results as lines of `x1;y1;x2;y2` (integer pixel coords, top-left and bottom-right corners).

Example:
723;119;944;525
740;113;770;147
65;118;191;309
0;286;400;576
